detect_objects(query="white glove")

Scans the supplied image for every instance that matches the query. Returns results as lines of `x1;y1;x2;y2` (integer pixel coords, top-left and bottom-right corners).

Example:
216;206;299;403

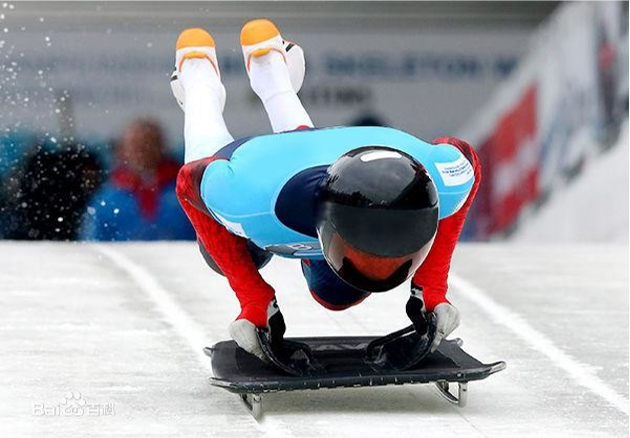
430;302;461;352
228;297;283;363
228;319;268;363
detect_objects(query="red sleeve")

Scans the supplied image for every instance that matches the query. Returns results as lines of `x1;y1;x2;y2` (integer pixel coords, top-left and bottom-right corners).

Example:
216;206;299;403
176;157;274;327
411;137;481;312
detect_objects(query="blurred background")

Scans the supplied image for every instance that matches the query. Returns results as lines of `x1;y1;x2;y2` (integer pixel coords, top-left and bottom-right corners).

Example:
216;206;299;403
0;1;626;243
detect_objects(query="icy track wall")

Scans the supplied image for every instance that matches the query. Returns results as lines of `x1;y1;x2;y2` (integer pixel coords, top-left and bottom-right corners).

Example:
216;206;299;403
513;120;628;244
458;1;629;241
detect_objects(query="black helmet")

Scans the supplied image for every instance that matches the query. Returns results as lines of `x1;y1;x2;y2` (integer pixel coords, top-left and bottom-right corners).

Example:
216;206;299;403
316;146;439;292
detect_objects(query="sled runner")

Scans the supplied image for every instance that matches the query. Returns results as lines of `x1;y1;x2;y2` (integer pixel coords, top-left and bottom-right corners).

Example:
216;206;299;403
204;324;506;419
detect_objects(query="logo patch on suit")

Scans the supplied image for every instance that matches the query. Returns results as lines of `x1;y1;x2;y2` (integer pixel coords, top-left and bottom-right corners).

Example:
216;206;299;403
434;156;474;187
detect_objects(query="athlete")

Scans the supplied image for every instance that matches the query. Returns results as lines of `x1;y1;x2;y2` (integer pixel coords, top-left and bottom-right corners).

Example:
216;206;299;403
171;19;481;362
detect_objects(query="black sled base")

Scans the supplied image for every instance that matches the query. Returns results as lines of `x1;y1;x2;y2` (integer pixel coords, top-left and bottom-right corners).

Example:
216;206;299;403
204;336;505;417
255;317;438;377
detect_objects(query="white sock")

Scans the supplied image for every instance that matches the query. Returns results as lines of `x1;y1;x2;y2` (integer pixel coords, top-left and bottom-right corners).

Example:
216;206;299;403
249;51;313;133
181;59;233;163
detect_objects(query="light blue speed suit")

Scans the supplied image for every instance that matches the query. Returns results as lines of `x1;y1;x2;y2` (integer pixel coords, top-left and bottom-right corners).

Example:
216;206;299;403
201;126;475;258
177;125;478;313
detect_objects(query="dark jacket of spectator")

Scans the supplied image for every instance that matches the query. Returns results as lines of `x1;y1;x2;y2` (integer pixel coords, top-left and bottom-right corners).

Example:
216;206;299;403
0;143;103;240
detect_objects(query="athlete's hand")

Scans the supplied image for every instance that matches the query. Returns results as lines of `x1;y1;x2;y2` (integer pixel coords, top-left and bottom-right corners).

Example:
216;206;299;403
407;285;460;352
229;297;285;363
229;319;268;362
430;303;461;353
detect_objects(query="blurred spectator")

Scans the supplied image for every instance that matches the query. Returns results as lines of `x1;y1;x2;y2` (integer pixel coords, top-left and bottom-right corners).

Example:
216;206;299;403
0;142;104;240
80;118;195;241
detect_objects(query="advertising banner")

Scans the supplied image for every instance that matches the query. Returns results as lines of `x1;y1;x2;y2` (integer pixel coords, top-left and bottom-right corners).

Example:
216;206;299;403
0;9;531;150
460;2;627;239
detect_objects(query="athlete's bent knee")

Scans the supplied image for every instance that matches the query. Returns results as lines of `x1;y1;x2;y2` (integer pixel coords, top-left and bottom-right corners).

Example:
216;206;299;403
198;240;273;276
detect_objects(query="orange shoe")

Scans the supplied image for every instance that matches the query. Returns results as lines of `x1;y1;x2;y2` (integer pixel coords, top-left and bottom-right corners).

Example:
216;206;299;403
175;27;220;77
170;27;225;112
240;18;305;92
240;19;285;70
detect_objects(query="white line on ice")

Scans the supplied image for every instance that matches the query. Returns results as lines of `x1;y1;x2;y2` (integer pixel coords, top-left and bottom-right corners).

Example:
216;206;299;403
449;273;629;416
95;244;295;437
96;244;213;369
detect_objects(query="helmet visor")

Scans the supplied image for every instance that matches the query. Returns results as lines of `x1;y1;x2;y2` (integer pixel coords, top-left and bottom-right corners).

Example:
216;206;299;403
319;222;435;292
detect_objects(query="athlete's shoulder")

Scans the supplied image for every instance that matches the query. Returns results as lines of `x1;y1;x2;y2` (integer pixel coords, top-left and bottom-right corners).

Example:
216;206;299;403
424;142;475;219
428;142;475;185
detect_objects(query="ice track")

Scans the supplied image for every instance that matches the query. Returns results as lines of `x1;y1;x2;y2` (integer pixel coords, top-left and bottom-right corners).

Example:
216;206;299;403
1;242;627;437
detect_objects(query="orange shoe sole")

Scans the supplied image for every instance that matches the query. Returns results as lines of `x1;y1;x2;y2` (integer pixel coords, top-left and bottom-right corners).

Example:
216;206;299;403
240;19;280;46
176;28;215;50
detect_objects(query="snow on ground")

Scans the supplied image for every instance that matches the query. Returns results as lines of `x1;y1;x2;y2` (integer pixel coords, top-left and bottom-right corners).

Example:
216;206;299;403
514;121;629;244
0;242;627;437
